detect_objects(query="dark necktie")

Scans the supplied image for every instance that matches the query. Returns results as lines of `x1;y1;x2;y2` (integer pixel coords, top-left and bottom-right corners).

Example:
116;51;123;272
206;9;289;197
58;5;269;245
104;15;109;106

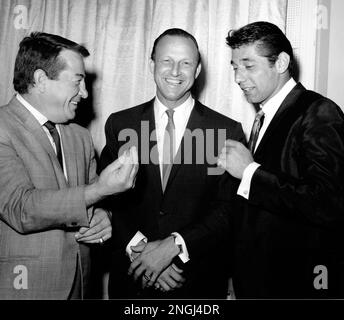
162;109;175;183
248;109;265;153
44;121;63;169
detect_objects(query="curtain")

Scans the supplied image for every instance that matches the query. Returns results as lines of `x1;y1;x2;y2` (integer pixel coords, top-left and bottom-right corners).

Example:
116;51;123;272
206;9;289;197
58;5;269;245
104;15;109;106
0;0;290;154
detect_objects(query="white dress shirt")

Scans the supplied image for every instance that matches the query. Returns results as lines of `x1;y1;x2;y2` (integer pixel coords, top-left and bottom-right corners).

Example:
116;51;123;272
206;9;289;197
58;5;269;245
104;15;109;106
126;96;195;264
237;78;297;199
16;94;68;181
154;95;194;181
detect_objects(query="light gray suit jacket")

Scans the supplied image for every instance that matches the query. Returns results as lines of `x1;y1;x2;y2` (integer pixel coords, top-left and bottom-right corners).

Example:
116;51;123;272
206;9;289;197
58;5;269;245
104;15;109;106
0;97;97;299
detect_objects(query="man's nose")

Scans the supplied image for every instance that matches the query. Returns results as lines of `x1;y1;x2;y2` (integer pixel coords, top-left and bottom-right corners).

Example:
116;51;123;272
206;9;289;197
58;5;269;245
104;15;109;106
171;62;181;76
78;81;88;99
234;69;245;84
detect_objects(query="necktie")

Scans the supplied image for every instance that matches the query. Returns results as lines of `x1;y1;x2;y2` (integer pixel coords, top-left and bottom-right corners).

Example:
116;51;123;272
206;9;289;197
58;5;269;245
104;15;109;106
248;109;265;153
162;109;175;183
44;121;63;169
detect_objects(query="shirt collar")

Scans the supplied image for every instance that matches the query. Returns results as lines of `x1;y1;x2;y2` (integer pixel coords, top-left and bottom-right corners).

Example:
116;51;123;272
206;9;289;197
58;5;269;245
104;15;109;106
16;93;49;126
260;78;297;118
154;95;194;120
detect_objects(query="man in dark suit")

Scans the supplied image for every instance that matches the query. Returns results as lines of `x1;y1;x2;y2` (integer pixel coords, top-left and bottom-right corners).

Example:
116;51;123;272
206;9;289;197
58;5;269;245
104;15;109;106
218;21;344;298
0;32;138;299
100;28;246;298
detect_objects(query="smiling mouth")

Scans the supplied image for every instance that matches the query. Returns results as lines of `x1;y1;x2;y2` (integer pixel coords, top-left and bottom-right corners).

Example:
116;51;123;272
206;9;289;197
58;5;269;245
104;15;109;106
242;87;254;93
165;78;183;86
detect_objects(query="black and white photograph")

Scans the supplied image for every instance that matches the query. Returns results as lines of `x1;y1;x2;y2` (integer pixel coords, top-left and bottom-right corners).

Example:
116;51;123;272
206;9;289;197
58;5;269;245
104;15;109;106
0;0;343;309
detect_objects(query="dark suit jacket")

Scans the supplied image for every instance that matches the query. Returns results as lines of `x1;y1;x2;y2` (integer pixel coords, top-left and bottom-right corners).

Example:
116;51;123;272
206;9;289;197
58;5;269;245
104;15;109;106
0;97;97;299
233;83;344;298
100;98;245;298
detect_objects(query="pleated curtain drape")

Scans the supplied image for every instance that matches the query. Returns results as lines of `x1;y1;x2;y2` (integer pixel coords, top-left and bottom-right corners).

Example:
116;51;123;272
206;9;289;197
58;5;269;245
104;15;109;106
0;0;288;153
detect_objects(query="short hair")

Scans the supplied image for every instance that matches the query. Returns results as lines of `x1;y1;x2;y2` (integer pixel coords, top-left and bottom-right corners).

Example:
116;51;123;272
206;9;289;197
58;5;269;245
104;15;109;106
226;21;294;75
150;28;201;64
13;32;90;94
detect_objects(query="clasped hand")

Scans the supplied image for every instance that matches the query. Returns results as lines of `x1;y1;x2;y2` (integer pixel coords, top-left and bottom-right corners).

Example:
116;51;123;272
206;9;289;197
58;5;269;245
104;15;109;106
128;237;183;291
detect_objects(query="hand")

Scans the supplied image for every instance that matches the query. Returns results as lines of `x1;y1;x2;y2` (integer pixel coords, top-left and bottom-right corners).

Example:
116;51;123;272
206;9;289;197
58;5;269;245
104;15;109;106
130;239;146;261
84;146;139;207
217;139;254;179
128;236;180;287
97;146;139;197
154;263;185;292
75;208;112;244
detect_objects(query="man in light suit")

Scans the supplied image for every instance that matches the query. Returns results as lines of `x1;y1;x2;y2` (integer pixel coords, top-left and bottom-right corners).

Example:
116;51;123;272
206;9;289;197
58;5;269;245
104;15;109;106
0;32;138;299
100;28;246;298
218;21;344;298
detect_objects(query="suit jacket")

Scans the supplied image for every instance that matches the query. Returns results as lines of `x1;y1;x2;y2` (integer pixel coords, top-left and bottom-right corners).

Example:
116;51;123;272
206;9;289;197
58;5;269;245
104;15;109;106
0;97;97;299
100;98;246;299
233;83;344;298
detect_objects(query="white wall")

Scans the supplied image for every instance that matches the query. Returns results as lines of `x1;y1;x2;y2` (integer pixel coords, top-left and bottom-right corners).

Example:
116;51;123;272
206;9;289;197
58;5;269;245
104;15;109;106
316;0;344;109
327;0;344;108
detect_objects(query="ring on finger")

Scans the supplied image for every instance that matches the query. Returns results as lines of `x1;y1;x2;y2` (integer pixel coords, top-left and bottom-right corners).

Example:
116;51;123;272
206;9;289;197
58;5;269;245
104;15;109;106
143;274;150;281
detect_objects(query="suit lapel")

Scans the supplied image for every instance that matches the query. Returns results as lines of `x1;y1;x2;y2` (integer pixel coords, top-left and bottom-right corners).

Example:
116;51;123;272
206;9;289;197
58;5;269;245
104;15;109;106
141;100;163;193
254;83;306;156
163;101;204;192
9;97;68;187
59;125;77;186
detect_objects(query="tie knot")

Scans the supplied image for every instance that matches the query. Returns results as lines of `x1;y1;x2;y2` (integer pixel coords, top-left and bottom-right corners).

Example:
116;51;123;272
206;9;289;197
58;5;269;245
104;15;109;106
166;109;174;119
255;109;264;120
44;121;56;132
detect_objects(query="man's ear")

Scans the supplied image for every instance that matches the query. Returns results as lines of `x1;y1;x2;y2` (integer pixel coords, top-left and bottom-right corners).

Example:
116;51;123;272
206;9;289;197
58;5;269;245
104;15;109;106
33;69;48;93
149;59;155;74
195;63;202;79
275;52;290;74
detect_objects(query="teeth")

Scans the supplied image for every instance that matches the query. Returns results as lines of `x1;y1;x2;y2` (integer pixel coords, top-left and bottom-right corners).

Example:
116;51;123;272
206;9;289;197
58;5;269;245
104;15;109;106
70;101;78;105
243;88;253;92
166;79;182;85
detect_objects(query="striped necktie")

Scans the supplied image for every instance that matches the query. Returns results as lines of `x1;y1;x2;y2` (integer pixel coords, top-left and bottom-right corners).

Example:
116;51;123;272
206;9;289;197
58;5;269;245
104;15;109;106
248;109;265;153
44;121;63;169
162;109;175;183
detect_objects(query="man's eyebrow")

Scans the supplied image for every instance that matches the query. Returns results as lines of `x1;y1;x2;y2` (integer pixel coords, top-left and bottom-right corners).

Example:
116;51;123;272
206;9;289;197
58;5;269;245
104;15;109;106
231;58;255;65
241;58;254;62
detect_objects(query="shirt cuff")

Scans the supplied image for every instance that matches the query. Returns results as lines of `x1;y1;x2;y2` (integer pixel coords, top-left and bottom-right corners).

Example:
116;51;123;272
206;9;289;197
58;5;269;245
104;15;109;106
171;232;190;263
126;231;147;261
237;162;261;199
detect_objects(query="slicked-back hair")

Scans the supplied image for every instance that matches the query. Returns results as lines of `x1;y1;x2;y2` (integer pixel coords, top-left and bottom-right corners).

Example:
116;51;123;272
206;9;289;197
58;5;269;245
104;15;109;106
226;21;294;76
150;28;201;64
13;32;89;94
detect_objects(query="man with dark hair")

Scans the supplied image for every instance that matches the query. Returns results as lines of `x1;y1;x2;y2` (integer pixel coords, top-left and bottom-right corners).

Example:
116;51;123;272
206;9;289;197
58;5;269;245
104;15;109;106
218;21;344;298
0;32;138;299
13;32;90;94
100;28;246;298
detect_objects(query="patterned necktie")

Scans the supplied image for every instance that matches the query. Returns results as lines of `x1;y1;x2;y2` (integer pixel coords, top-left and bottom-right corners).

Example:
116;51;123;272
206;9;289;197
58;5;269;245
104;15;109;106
44;121;63;169
162;109;175;183
248;109;265;153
